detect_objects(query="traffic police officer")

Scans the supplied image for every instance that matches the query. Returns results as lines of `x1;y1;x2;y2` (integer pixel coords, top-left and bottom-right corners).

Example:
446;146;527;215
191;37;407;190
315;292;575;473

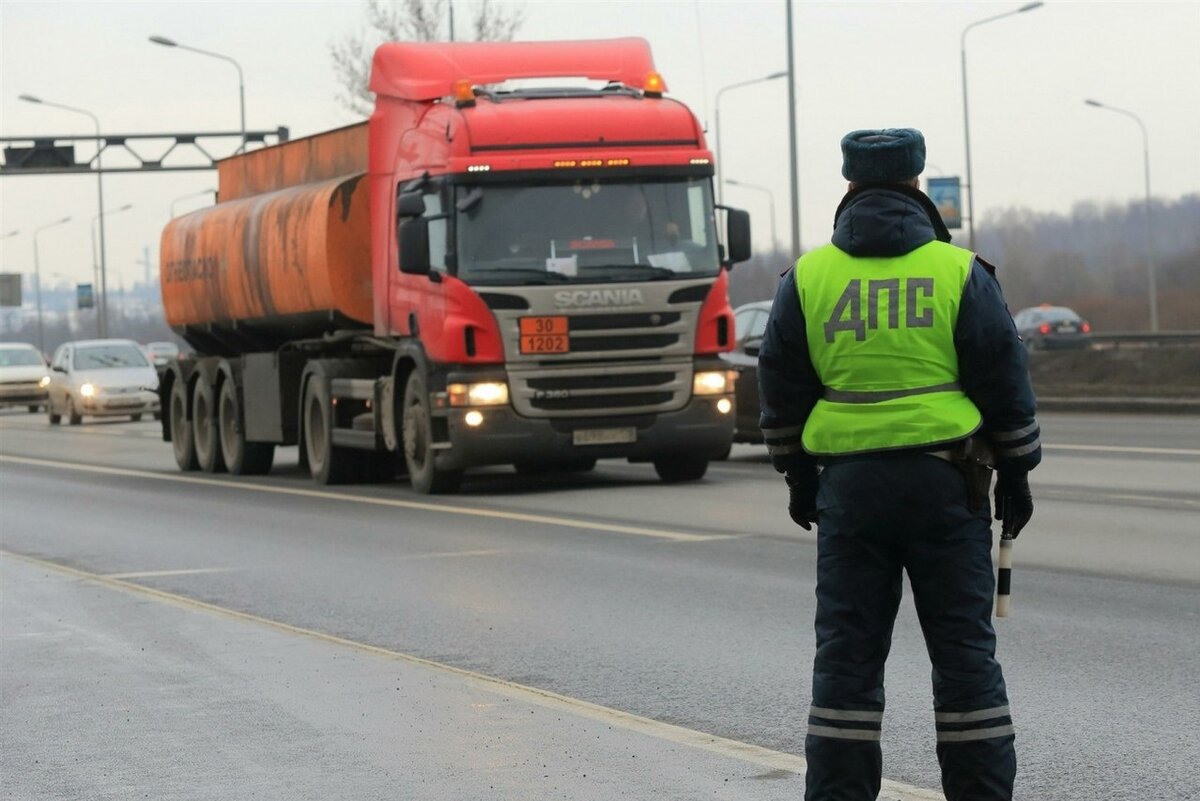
757;128;1040;801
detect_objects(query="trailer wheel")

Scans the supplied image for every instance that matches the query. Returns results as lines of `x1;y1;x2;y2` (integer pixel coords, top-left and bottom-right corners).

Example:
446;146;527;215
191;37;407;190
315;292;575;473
402;371;462;495
169;379;199;471
303;373;358;485
218;380;274;476
653;455;708;483
192;376;226;473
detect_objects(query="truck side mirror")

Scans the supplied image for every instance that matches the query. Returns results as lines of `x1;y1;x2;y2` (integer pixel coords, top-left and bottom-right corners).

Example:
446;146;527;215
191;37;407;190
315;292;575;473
397;191;426;218
720;206;752;267
398;218;431;276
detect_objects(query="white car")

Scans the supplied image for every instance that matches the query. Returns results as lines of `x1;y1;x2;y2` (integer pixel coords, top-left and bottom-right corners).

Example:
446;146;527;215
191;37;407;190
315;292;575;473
46;339;161;425
0;342;50;413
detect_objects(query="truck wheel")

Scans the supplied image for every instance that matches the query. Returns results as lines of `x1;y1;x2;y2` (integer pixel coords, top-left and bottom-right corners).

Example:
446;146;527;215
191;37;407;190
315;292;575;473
66;397;82;426
169;379;199;471
192;377;227;473
402;371;462;494
303;373;359;485
218;380;274;476
653;455;708;483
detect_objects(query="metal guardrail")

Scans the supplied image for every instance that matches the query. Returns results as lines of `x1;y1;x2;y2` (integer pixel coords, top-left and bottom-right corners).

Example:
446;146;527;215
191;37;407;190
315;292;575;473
1087;331;1200;348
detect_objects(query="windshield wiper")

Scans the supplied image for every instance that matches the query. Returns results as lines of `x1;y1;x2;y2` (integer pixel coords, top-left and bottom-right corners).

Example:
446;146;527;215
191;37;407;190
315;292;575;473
580;264;688;281
464;268;571;285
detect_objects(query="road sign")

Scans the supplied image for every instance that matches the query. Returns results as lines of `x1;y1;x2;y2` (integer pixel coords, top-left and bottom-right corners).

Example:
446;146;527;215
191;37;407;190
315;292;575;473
0;273;21;306
927;177;963;230
77;283;94;309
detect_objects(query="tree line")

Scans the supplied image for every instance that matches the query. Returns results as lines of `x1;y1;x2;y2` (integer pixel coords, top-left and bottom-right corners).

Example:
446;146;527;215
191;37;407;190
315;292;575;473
730;193;1200;331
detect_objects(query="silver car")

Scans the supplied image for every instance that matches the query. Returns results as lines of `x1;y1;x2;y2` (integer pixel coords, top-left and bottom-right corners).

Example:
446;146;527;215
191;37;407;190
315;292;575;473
46;339;161;425
0;342;50;412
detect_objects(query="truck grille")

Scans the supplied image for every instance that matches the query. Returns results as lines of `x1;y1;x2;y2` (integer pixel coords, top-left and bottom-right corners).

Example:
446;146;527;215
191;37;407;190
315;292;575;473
510;361;691;418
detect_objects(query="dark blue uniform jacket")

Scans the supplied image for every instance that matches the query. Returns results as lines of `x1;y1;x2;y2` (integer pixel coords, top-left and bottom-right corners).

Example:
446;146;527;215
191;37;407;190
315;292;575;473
757;184;1041;478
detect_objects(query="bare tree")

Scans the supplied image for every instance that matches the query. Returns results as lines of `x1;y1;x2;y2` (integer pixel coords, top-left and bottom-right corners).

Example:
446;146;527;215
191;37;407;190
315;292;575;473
331;0;525;116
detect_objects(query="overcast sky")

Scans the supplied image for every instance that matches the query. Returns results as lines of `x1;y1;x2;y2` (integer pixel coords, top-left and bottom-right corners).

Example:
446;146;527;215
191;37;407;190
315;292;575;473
2;0;1198;292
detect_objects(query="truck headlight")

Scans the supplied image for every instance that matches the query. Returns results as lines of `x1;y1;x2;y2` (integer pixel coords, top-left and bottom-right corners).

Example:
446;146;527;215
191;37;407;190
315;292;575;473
447;381;509;407
80;383;96;397
693;370;735;396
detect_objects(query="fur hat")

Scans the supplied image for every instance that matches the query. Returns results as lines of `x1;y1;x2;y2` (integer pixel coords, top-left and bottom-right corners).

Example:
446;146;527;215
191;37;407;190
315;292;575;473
841;128;926;184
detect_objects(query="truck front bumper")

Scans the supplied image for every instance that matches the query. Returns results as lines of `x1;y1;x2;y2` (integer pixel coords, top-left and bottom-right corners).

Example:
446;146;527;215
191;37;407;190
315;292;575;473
434;395;734;471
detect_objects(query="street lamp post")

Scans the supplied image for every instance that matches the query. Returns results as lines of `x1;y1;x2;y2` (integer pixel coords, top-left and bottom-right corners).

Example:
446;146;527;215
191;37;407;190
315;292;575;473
19;94;111;336
32;216;72;353
714;71;788;208
726;178;778;254
960;1;1043;251
170;188;218;218
150;35;246;152
1086;98;1158;332
90;204;133;337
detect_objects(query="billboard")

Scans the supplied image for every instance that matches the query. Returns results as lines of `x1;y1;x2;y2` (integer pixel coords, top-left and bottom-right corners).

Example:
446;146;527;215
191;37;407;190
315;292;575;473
0;273;20;307
927;177;963;230
77;283;94;309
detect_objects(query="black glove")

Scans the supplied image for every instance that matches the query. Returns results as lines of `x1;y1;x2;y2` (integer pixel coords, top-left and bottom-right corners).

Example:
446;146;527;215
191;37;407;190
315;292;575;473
785;471;819;531
994;469;1033;538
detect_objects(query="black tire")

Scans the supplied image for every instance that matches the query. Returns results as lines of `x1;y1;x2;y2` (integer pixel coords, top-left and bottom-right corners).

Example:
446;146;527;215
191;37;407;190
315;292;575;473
303;373;360;485
66;397;82;426
131;413;142;422
653;455;709;483
48;398;61;425
218;379;274;475
714;443;733;462
402;371;462;494
169;379;199;471
192;376;226;473
153;411;162;422
28;404;39;414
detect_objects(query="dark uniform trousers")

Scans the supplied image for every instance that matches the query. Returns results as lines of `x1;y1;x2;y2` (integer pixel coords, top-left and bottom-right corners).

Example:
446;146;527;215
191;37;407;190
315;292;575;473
804;454;1015;801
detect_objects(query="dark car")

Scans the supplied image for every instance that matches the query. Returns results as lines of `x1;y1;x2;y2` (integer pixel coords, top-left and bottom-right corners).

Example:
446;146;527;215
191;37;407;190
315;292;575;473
720;300;773;444
1012;305;1092;351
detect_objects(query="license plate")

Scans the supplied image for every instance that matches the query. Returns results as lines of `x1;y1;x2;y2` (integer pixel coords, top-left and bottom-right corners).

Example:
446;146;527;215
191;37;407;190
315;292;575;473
1059;325;1078;332
573;427;637;446
520;316;569;354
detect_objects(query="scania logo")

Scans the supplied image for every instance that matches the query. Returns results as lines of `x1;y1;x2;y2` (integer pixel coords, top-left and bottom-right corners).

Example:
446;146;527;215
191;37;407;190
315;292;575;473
553;288;645;308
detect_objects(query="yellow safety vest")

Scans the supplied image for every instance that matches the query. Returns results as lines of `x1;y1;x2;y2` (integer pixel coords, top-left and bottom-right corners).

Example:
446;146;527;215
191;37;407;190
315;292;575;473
796;240;982;455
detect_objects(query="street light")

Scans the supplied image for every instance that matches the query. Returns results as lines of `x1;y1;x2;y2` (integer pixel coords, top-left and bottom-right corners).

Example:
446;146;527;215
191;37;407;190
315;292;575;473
90;204;133;336
170;188;217;218
960;1;1043;250
714;71;788;208
20;93;112;336
32;216;72;353
726;179;778;255
1086;98;1158;332
150;35;246;152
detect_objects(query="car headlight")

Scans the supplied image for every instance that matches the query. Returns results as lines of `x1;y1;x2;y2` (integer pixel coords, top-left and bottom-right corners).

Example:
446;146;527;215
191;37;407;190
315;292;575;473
79;383;96;397
38;375;51;388
693;370;735;396
447;381;509;407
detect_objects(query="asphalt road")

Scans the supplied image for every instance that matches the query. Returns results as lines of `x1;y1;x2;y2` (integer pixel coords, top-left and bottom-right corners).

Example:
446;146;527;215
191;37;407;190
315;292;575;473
2;410;1198;800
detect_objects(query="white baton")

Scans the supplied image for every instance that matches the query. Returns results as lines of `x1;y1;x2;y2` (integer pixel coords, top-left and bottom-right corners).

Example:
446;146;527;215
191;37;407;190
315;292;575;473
996;533;1014;618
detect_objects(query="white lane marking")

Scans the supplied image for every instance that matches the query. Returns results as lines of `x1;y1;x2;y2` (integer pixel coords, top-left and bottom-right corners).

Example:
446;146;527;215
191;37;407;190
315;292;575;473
0;549;944;800
395;548;510;561
1039;489;1200;510
0;454;724;543
102;567;238;579
1043;443;1200;457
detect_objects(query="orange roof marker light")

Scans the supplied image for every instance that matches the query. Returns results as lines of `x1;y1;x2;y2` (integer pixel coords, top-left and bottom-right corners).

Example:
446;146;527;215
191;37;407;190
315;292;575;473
643;71;666;98
454;79;476;107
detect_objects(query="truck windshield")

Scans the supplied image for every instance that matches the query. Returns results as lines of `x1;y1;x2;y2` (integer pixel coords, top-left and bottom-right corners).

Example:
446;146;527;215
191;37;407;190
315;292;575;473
455;178;720;286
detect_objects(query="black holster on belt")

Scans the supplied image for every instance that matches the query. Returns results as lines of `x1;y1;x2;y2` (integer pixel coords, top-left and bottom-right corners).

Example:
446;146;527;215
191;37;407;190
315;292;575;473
950;436;995;512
